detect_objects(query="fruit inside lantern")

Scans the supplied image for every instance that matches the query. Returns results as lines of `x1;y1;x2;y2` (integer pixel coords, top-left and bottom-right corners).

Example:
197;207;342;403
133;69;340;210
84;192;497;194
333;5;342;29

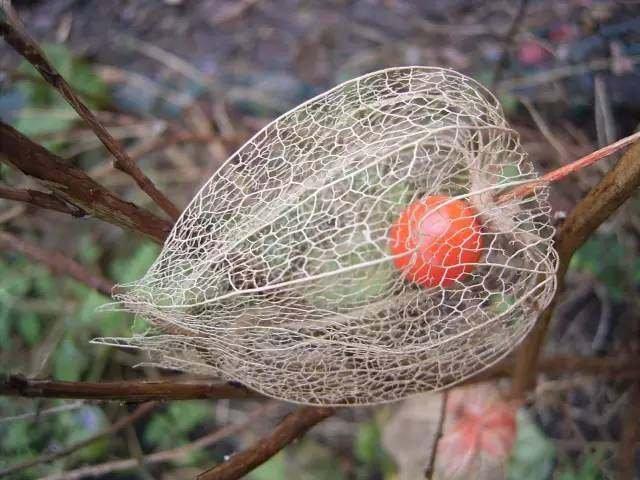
388;195;483;288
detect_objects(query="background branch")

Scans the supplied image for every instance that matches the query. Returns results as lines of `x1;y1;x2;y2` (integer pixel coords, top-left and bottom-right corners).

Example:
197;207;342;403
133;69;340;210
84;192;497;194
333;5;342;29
41;402;282;480
0;231;115;296
0;185;87;217
0;121;172;243
197;406;335;480
0;1;180;220
0;401;156;477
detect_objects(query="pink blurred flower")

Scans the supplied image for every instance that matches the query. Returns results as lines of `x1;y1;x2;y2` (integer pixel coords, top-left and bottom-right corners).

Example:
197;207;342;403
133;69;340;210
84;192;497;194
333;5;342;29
436;385;518;479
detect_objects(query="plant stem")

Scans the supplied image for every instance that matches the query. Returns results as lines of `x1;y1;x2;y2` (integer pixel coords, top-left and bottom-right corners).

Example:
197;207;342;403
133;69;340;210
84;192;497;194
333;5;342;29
499;130;640;203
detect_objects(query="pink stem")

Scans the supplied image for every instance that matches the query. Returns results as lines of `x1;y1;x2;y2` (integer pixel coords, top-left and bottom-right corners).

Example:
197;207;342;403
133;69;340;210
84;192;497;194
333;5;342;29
498;130;640;203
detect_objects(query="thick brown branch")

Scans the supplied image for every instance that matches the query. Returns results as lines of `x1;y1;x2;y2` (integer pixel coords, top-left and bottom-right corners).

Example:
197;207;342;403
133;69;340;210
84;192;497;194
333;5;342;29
512;141;640;396
0;401;156;477
0;185;87;217
0;374;260;401
197;406;335;480
0;5;179;220
0;231;114;295
0;121;172;243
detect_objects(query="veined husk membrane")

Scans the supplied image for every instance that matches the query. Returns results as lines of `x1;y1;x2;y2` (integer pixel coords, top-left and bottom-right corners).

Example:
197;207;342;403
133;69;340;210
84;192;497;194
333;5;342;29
95;67;558;406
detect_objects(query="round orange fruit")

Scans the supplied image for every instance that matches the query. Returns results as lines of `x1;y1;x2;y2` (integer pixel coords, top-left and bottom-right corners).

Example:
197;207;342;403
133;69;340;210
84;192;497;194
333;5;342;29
388;195;483;288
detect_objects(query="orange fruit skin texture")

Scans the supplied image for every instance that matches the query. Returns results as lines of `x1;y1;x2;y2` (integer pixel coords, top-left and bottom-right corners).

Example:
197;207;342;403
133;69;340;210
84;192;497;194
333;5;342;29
388;195;483;288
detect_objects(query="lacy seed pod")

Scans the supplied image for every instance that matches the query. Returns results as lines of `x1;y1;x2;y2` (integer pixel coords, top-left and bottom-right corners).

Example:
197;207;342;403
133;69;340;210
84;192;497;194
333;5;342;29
95;67;559;406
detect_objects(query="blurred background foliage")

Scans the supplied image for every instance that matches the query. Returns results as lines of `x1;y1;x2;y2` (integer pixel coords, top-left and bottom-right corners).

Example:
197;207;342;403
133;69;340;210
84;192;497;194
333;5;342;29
1;0;639;478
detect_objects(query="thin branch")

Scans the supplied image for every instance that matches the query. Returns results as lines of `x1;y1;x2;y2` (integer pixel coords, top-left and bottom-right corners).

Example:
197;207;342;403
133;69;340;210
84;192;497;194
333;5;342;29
617;382;640;480
424;391;448;479
511;141;640;396
0;374;260;401
0;231;115;296
491;0;529;90
0;185;87;217
41;401;281;480
197;406;335;480
500;130;640;203
0;401;156;477
0;121;172;243
0;2;180;220
0;400;84;424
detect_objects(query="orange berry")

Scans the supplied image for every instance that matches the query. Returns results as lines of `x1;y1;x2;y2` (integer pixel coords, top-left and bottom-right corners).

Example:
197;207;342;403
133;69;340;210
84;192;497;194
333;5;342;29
388;195;483;288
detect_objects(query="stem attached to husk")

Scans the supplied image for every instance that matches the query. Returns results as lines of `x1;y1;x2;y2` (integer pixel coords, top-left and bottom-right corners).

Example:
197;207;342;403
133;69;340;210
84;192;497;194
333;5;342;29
498;130;640;203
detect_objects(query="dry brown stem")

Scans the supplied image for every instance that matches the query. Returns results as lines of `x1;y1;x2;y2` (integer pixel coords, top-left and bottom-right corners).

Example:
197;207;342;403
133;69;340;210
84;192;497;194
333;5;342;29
2;354;637;403
511;141;640;396
0;121;172;243
0;185;86;217
0;374;259;401
197;406;335;480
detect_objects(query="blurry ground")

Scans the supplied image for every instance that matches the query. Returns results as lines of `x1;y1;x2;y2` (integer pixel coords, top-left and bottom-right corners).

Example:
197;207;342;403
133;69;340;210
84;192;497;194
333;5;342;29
1;0;639;479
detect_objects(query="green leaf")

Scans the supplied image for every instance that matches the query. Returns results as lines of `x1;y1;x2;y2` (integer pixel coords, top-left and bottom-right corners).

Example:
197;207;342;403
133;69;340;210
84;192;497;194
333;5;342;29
249;453;287;480
53;337;87;381
16;312;41;346
507;410;555;480
354;419;395;476
556;449;605;480
110;244;160;284
17;43;109;108
144;401;213;449
1;421;31;452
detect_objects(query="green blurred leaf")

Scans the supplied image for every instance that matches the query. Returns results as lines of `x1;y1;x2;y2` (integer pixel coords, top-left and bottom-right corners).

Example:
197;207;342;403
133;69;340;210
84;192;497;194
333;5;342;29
354;419;395;477
144;401;213;449
556;449;605;480
110;243;160;284
570;234;633;301
53;337;87;381
1;421;32;452
77;235;103;264
16;312;41;346
17;43;109;108
292;441;346;480
507;410;555;480
249;453;287;480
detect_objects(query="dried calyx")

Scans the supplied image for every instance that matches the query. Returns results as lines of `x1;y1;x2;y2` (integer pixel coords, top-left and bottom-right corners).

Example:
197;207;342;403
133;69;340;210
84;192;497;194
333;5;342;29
95;67;558;406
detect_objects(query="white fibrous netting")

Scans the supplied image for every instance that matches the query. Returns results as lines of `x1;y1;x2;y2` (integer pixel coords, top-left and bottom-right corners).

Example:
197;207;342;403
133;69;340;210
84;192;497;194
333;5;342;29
95;67;558;406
